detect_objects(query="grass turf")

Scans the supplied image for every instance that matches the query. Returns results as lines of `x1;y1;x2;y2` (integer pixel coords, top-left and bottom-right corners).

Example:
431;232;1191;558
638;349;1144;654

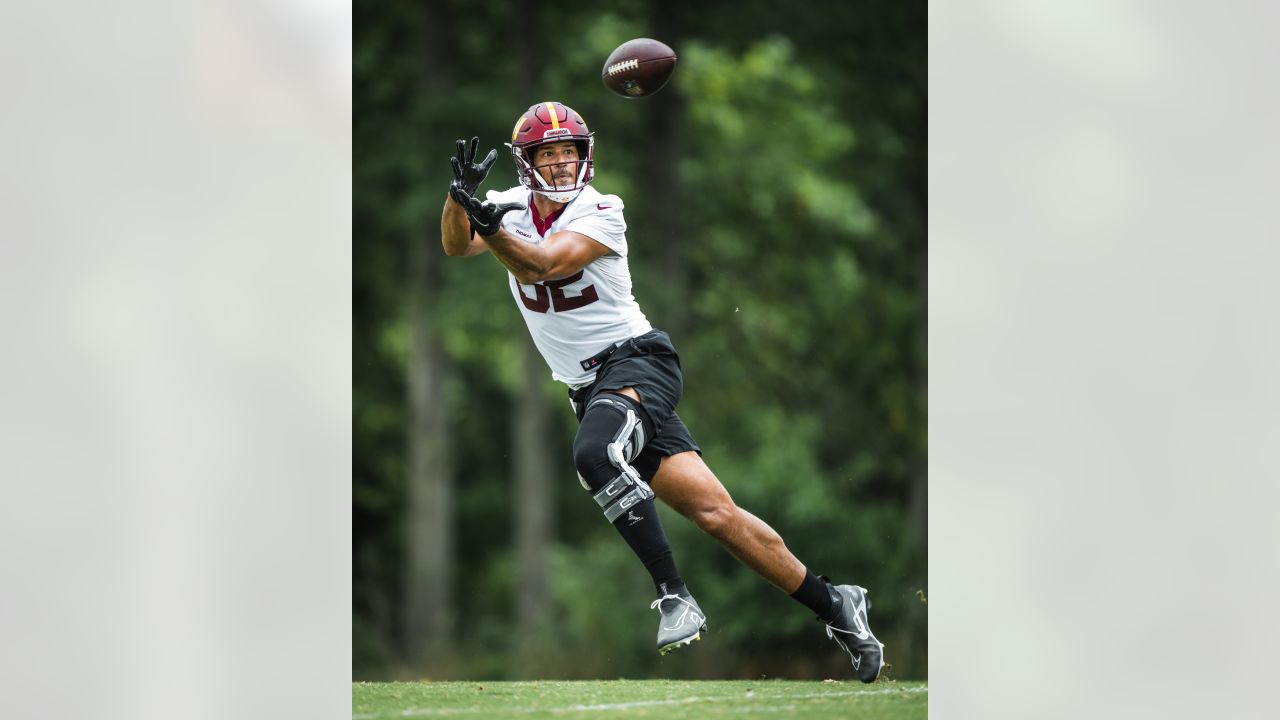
352;679;928;719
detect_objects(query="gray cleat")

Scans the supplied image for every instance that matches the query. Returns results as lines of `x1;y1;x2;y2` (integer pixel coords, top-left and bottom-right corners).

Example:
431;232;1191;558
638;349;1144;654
824;584;885;683
650;586;707;655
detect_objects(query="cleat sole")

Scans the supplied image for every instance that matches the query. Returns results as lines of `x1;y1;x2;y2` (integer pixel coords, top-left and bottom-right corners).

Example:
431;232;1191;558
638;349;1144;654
658;631;701;656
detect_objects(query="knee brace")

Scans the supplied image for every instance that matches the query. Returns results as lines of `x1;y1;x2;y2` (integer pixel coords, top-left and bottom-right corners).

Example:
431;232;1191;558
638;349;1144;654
572;393;653;523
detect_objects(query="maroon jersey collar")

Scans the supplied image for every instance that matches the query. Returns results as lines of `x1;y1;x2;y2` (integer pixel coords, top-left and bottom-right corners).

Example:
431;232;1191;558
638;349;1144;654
529;193;568;237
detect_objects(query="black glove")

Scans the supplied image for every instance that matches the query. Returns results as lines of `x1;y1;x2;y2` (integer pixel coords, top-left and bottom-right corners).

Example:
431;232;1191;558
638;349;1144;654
450;137;498;194
449;183;524;237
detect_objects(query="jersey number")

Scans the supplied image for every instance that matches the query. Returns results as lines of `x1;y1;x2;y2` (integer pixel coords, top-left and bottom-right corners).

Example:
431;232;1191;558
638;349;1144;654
515;270;599;313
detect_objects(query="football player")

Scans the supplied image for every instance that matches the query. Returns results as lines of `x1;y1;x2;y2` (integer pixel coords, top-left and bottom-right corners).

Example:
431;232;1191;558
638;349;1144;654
441;101;884;681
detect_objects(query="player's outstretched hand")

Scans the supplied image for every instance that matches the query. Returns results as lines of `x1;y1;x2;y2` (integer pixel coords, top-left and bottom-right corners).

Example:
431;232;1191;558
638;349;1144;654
449;183;523;237
450;137;498;195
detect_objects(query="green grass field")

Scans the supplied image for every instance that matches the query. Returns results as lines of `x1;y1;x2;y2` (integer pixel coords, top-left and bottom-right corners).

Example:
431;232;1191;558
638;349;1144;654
352;679;928;719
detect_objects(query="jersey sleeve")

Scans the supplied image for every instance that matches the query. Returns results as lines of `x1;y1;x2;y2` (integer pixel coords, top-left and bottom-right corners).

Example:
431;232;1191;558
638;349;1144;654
565;194;628;257
484;187;526;204
484;187;529;234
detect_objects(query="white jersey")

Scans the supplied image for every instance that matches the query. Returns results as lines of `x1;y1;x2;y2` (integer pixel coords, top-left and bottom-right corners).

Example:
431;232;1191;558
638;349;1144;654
484;184;652;386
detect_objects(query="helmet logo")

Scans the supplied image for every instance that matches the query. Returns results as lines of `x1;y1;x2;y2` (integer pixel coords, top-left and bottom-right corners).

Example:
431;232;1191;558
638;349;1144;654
542;127;571;138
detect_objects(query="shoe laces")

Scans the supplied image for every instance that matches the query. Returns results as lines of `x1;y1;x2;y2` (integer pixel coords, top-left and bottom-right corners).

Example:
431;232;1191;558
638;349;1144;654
650;593;696;612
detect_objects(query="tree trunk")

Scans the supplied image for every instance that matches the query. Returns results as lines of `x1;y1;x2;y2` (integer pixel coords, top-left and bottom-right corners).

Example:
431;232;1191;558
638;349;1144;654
403;0;457;669
648;0;689;339
509;0;556;675
513;338;555;671
404;232;454;667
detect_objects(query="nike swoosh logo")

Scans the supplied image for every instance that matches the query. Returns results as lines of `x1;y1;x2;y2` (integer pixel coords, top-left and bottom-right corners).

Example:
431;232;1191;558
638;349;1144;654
597;203;611;210
833;635;862;669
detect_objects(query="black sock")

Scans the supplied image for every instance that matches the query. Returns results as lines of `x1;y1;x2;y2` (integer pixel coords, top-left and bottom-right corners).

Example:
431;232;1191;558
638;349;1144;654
790;569;836;620
609;495;683;595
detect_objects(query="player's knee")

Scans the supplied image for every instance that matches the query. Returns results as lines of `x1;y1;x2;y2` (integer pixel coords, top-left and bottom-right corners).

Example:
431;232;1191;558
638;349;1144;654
573;393;649;491
572;432;612;487
692;502;738;540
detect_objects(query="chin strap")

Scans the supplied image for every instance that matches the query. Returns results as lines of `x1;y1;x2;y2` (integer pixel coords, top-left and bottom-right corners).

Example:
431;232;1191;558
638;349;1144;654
533;187;583;203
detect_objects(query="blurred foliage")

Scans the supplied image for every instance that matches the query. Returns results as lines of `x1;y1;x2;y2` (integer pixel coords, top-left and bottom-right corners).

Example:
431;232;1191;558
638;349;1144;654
355;0;926;680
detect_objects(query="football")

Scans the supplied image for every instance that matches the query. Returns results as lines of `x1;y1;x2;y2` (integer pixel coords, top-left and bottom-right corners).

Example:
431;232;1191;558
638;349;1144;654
601;38;678;98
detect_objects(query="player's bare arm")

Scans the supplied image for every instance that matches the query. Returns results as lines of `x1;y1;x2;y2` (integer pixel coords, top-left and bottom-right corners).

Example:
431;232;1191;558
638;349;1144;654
448;180;611;282
441;137;496;257
441;195;487;257
484;228;610;284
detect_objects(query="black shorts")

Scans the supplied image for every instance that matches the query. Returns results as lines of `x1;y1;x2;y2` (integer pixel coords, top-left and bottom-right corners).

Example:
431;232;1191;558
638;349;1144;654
568;329;701;481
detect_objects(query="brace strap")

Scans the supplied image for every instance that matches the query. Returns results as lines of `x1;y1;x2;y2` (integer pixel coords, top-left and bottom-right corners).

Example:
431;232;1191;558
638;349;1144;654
603;486;651;523
591;463;654;524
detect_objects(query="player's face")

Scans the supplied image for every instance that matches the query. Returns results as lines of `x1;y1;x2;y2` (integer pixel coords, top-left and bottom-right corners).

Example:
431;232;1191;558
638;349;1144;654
532;141;580;189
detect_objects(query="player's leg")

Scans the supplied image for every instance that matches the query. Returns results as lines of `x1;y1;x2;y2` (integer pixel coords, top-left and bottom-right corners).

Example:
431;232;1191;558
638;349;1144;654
576;330;705;655
572;389;676;593
650;450;885;682
570;389;706;654
649;450;806;591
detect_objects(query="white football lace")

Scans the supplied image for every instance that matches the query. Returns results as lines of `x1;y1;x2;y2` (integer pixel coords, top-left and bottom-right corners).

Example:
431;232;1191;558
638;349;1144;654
606;59;640;76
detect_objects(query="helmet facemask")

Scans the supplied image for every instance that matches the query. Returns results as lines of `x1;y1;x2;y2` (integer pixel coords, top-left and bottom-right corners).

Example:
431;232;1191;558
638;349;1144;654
509;137;594;203
507;102;596;204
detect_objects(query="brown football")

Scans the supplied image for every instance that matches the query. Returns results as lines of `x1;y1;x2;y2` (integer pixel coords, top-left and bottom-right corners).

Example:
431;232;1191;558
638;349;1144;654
601;38;678;98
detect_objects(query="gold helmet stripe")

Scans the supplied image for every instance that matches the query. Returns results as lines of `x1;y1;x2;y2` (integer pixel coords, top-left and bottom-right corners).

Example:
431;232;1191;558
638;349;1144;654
511;115;528;141
544;101;560;130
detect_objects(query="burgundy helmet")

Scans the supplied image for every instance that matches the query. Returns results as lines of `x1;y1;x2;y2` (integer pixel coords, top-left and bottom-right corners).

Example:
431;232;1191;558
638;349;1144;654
506;101;595;202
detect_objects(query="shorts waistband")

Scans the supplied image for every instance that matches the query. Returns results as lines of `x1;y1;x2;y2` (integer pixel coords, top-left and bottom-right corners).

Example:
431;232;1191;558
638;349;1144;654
579;341;622;372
